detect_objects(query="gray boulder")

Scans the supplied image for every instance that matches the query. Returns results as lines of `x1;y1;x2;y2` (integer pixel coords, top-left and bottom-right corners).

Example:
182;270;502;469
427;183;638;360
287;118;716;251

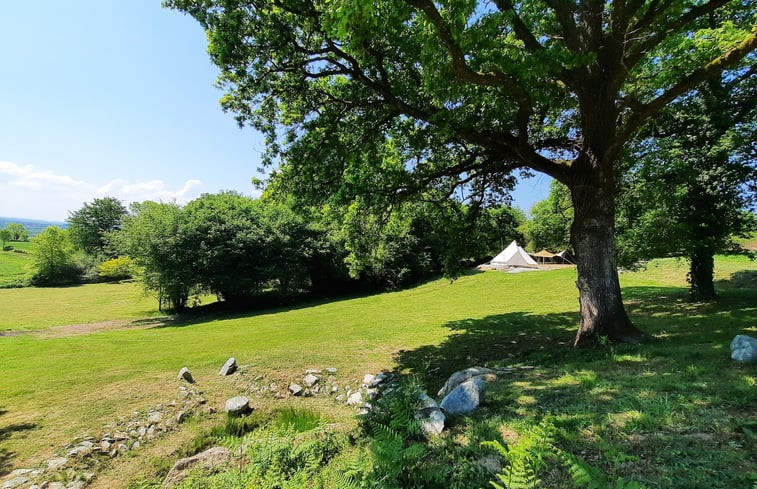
1;476;28;489
438;367;496;397
303;373;319;387
177;367;194;383
224;396;251;416
415;392;445;437
162;446;231;488
440;376;487;415
347;391;363;406
219;357;237;376
289;383;303;396
731;334;757;363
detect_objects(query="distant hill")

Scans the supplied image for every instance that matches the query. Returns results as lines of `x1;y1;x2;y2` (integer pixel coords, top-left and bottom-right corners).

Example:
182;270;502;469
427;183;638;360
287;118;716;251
0;217;68;238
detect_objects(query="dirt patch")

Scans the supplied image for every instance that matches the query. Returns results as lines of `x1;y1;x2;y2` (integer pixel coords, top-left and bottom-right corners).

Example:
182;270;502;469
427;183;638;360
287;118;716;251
1;319;170;339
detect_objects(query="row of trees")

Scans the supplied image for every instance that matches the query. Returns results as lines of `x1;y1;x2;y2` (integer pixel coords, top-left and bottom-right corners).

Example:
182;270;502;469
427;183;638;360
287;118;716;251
0;223;30;248
31;193;524;309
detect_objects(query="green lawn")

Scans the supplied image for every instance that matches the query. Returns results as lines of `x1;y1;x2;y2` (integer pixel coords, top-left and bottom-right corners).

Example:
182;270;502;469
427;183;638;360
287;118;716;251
0;282;165;331
0;256;755;488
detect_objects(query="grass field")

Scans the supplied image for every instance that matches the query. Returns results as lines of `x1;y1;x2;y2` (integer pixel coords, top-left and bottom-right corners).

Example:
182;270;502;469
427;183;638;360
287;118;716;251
0;256;755;488
0;241;34;287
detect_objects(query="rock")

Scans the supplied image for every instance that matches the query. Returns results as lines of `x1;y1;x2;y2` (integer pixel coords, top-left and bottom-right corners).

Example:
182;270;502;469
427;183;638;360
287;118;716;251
161;446;231;489
47;457;68;471
48;483;66;489
437;367;496;397
347;391;363;406
414;393;445;437
178;367;194;383
417;406;445;437
303;373;319;387
305;368;322;374
219;357;237;376
289;383;303;396
132;440;141;450
100;440;112;452
362;374;376;386
476;454;504;474
1;476;28;489
325;367;338;374
66;481;86;489
224;396;251;416
440;376;487;415
176;411;188;424
148;412;163;424
730;334;757;363
372;373;388;386
68;445;92;458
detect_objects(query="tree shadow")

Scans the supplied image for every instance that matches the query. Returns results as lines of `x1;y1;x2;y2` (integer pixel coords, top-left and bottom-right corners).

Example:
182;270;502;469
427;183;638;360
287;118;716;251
716;269;757;289
394;311;579;393
387;283;757;488
0;408;37;477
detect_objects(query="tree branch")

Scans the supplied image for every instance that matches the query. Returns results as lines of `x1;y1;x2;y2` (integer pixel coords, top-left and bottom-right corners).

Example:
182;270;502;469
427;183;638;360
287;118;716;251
404;0;534;140
622;27;757;139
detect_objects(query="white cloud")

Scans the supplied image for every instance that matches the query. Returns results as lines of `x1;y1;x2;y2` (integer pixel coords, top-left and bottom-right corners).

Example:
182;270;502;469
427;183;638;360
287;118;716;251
0;160;205;221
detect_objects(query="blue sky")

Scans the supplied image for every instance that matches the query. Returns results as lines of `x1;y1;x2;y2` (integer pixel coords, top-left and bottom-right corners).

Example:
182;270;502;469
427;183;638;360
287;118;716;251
0;1;549;221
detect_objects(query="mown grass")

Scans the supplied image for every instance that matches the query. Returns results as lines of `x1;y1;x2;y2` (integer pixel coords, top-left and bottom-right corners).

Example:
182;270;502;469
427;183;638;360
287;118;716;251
0;282;164;331
0;256;755;488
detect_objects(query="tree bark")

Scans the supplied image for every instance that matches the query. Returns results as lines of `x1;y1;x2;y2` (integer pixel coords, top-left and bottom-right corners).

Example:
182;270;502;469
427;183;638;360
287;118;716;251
688;249;717;302
570;173;650;346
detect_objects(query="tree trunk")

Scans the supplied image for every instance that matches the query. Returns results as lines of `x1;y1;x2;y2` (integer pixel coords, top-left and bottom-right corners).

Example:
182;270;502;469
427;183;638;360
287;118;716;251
570;177;649;346
688;249;716;301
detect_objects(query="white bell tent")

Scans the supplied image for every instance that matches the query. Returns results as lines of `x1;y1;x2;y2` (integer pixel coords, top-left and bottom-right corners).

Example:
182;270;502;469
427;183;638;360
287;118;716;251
489;241;539;268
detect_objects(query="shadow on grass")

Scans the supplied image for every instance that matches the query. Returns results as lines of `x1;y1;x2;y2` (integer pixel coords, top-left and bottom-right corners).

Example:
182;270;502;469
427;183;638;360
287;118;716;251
388;284;756;489
394;310;579;393
0;408;37;477
148;273;451;330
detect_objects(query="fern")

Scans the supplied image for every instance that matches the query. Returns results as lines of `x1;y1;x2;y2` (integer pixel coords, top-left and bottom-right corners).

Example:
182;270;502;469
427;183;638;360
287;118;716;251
556;449;648;489
482;422;555;489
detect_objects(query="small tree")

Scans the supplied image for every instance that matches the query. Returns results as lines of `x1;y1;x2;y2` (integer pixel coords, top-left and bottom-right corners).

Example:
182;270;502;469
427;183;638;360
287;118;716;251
521;181;573;252
32;227;79;285
67;197;127;256
5;223;29;242
113;201;194;311
0;229;11;249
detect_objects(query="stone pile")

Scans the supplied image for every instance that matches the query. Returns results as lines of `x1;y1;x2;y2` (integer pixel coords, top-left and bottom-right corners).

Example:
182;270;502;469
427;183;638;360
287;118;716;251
2;378;209;489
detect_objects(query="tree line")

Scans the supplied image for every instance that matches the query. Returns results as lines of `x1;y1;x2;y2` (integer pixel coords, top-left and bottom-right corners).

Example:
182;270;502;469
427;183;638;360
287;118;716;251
26;193;525;310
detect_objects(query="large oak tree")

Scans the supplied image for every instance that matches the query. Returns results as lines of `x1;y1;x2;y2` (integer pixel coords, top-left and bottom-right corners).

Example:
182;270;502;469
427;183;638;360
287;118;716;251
168;0;756;345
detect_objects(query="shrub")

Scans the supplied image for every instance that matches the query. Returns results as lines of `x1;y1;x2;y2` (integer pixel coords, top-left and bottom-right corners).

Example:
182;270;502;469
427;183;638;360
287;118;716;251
98;256;135;280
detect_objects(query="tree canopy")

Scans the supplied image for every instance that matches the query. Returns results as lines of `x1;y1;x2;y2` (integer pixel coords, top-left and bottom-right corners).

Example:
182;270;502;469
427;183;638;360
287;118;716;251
167;0;757;344
521;180;572;252
617;69;757;300
31;226;78;286
4;223;29;242
67;197;127;257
